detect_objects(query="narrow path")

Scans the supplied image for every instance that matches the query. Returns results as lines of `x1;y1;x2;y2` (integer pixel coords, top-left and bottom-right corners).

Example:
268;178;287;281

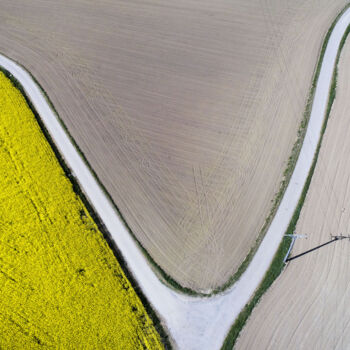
1;7;349;350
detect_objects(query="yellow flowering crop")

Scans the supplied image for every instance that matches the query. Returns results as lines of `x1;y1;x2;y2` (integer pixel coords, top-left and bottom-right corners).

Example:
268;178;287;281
0;71;164;349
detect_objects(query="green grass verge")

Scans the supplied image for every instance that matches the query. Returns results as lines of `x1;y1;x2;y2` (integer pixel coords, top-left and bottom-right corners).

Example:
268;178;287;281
221;10;350;350
212;1;350;296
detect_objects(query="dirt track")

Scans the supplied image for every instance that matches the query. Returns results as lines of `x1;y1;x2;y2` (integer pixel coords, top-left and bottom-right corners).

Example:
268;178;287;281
237;34;350;350
0;1;347;290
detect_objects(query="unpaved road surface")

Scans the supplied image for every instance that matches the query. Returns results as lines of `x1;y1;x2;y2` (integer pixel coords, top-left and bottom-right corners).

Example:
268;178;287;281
0;1;347;291
237;26;350;350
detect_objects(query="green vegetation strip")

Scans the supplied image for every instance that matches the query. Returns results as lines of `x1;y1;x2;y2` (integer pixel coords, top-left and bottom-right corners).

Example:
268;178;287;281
221;14;350;350
211;2;350;297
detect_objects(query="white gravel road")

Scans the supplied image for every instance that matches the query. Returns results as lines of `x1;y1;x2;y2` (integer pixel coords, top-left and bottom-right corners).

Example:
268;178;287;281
1;6;349;349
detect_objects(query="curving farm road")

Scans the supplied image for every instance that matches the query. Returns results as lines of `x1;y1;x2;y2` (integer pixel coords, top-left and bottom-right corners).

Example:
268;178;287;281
1;6;350;350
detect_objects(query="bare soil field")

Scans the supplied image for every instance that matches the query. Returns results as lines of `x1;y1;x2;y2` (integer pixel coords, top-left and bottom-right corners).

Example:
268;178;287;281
236;35;350;349
0;1;347;291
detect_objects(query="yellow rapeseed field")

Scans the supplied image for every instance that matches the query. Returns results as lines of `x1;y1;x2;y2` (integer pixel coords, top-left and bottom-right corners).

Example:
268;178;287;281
0;71;164;349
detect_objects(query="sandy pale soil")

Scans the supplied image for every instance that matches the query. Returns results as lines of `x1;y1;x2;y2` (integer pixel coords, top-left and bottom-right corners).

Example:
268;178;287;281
236;35;350;349
0;1;347;290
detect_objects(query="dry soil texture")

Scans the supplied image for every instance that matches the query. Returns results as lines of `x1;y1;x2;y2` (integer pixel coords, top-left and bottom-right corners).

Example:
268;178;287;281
236;35;350;350
0;1;347;291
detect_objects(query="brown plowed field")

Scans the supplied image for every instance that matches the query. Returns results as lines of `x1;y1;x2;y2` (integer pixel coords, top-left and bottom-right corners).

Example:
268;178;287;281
237;35;350;349
0;1;347;291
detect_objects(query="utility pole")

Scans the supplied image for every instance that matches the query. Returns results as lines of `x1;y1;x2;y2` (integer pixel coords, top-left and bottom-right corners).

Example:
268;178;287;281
283;234;307;263
285;234;350;263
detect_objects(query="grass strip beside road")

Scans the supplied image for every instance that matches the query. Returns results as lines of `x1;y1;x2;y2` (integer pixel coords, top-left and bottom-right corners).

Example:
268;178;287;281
221;13;350;350
213;1;350;297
